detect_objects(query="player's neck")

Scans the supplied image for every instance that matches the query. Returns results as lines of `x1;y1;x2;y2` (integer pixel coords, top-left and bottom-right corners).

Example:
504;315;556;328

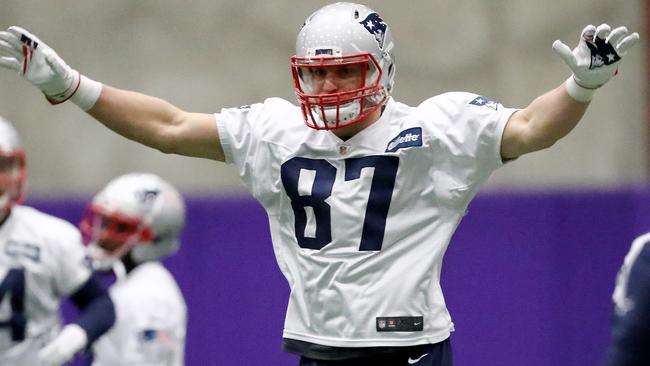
121;252;140;274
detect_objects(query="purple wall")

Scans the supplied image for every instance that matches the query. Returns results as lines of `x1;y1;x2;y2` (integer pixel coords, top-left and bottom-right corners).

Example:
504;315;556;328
31;187;650;366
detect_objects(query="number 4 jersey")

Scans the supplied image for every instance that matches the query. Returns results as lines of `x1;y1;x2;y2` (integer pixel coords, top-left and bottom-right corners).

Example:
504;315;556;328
0;205;91;364
216;94;517;348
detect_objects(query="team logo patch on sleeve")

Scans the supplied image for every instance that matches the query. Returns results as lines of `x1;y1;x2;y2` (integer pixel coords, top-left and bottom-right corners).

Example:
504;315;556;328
385;127;422;152
469;96;499;110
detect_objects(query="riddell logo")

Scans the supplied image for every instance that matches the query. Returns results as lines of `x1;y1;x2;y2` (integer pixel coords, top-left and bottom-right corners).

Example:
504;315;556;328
385;127;423;152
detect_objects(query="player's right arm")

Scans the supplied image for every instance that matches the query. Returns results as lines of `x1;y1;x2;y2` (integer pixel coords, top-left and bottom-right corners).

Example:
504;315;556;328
0;26;225;162
88;85;225;161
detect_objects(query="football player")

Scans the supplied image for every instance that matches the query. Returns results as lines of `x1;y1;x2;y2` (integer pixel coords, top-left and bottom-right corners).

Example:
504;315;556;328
80;173;187;366
0;117;115;366
604;233;650;365
0;2;640;365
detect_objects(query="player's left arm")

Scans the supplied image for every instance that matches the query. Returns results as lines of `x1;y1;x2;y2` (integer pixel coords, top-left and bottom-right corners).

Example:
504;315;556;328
38;274;115;365
501;24;639;160
69;274;116;344
36;224;115;366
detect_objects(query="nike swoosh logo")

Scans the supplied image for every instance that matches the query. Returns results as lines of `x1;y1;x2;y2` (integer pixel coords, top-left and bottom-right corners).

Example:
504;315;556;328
408;353;429;364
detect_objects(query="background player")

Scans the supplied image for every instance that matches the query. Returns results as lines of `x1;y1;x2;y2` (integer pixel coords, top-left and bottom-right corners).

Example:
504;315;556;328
80;172;187;366
0;2;640;365
604;232;650;365
0;116;114;366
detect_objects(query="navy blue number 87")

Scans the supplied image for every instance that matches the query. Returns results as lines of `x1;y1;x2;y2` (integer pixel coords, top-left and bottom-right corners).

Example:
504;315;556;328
281;156;399;251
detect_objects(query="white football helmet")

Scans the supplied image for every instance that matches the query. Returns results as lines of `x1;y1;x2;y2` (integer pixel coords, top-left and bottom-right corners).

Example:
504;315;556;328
0;117;26;214
80;173;185;269
291;2;396;130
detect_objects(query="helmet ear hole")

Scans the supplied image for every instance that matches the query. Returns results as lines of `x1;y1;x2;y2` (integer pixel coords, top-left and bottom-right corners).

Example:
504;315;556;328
386;63;395;92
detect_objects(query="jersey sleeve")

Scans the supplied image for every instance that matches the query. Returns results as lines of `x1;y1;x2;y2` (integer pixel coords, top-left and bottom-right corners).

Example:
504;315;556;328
215;102;268;196
49;223;92;297
419;92;518;189
215;98;296;201
606;234;650;365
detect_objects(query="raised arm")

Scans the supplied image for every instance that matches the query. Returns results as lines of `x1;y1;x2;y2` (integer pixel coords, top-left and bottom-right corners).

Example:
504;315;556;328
501;24;639;160
0;26;224;161
88;85;224;161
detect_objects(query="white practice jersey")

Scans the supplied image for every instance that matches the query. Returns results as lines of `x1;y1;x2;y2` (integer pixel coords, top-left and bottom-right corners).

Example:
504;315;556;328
0;205;91;365
217;93;516;347
92;261;187;366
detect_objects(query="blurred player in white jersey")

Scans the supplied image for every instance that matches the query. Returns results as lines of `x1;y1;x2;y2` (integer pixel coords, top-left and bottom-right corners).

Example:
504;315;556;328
80;173;187;366
604;233;650;366
0;2;640;365
0;116;115;366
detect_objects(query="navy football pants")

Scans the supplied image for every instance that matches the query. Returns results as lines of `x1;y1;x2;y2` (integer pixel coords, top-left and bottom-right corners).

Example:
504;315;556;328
299;338;452;366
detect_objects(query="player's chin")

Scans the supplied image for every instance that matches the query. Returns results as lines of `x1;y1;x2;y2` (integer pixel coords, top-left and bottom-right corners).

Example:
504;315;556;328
97;240;123;253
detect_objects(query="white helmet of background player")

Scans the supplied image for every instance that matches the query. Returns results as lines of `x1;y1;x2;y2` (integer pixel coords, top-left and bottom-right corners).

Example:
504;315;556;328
0;117;26;214
291;2;396;130
80;173;185;269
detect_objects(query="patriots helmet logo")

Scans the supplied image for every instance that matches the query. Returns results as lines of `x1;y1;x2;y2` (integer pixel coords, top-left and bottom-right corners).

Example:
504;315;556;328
136;189;160;205
359;13;387;48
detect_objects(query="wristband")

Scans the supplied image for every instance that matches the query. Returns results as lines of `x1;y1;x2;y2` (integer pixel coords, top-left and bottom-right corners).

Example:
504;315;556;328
70;75;103;111
565;76;596;103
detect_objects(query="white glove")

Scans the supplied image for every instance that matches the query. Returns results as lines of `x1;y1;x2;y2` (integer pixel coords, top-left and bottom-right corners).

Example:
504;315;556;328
38;323;88;366
552;24;639;101
0;26;79;103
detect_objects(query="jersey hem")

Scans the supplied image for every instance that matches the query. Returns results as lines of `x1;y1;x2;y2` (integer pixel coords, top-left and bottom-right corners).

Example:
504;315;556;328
282;330;452;348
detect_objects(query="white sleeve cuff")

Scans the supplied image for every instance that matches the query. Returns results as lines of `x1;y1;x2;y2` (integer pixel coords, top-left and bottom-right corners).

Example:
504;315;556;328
70;75;103;111
565;76;596;103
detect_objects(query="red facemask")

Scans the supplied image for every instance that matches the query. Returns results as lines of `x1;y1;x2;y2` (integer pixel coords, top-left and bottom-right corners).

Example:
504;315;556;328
291;53;387;130
0;151;26;213
79;204;153;258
